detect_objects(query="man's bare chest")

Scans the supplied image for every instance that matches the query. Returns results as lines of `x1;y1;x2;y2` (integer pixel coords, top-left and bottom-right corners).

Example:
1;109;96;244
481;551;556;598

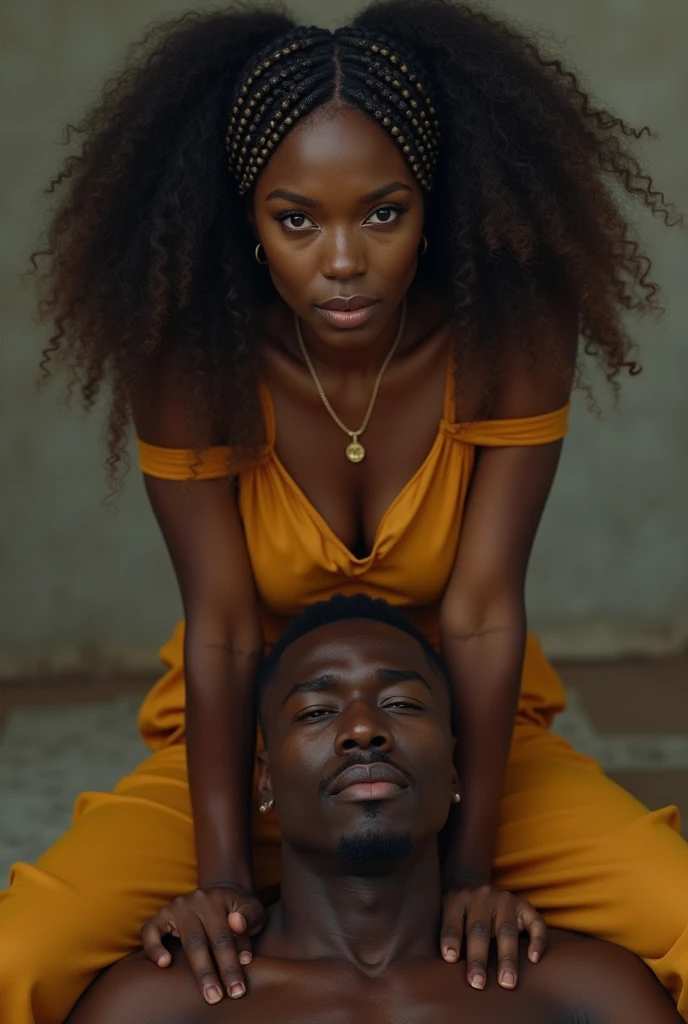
170;960;571;1024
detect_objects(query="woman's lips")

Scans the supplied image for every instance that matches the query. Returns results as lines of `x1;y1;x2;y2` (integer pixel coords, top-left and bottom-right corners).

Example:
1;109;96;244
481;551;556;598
314;302;379;329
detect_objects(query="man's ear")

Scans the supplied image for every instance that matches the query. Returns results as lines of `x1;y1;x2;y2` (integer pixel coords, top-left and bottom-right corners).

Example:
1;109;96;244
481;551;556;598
451;764;460;803
256;749;273;803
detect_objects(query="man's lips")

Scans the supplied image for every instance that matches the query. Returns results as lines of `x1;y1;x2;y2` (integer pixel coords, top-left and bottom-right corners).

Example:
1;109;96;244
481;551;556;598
328;762;411;801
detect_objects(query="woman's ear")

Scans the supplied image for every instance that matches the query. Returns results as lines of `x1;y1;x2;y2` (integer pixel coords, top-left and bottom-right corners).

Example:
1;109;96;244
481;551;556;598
256;749;273;804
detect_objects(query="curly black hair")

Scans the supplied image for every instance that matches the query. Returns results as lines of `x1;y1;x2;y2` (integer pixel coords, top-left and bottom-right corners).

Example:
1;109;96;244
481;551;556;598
28;0;682;487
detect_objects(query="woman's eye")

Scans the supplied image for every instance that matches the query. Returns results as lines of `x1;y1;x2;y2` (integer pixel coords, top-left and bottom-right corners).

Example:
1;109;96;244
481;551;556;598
366;205;405;226
276;211;313;232
276;204;405;233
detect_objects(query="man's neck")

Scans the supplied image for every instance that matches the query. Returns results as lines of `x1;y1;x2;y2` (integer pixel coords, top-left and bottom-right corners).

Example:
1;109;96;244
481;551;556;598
260;842;442;972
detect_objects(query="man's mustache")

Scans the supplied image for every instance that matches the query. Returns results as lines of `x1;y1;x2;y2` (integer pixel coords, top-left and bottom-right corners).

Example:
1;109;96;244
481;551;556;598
318;751;416;797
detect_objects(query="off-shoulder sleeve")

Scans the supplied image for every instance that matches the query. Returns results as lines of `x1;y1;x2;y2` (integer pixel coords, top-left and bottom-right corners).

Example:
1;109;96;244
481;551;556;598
136;438;232;480
447;403;570;447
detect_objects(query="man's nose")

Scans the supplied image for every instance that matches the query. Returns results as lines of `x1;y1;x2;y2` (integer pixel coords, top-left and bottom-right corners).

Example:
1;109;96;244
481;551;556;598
321;227;366;280
334;701;393;755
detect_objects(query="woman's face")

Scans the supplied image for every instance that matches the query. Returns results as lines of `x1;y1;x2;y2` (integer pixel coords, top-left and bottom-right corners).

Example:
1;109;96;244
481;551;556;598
250;102;425;350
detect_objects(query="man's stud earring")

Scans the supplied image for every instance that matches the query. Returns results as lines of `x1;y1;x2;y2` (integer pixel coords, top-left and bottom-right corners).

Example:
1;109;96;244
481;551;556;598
259;797;275;814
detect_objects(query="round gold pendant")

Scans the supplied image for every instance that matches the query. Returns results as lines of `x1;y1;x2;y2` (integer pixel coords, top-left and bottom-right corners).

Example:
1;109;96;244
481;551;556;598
346;440;366;463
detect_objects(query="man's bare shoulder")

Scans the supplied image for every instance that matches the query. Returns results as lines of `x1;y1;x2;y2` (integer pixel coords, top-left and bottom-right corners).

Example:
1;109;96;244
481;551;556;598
67;932;681;1024
67;943;332;1024
535;929;680;1023
66;947;204;1024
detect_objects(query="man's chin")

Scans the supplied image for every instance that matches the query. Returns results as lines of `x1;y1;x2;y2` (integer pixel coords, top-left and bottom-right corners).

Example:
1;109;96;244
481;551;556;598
336;825;412;867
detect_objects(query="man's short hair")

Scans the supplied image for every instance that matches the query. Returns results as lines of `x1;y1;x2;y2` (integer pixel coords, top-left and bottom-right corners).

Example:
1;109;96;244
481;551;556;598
257;593;447;729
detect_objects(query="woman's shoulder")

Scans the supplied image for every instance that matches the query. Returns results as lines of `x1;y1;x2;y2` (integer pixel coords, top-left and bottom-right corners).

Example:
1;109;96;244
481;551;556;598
448;291;578;422
131;347;228;449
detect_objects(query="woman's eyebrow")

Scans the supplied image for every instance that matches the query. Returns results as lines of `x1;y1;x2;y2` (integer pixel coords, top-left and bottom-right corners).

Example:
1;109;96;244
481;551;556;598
265;181;412;208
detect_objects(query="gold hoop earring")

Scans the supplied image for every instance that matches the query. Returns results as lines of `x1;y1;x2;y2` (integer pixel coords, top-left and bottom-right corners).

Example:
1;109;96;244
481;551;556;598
418;234;428;257
258;797;274;814
254;243;269;265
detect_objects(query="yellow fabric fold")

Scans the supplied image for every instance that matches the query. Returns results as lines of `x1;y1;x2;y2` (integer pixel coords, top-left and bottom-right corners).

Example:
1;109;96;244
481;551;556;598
448;402;570;447
136;438;232;481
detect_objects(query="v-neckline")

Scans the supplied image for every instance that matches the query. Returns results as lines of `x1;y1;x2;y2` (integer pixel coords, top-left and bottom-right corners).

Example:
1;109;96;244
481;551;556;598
267;422;449;565
257;344;455;566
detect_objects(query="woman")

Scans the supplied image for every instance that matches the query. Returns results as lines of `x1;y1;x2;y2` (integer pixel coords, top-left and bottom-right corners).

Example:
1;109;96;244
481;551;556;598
2;2;686;1023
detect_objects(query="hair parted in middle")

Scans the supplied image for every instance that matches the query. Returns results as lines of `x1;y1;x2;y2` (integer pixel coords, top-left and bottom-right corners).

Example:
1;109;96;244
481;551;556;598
31;0;682;490
225;24;441;195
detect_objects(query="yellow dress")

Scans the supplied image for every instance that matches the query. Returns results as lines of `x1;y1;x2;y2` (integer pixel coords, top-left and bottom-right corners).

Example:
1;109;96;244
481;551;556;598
1;356;686;1024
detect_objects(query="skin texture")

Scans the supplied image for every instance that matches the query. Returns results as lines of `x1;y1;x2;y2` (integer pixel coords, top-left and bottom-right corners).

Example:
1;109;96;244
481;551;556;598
133;99;574;1000
249;103;457;561
26;4;683;1012
67;620;681;1024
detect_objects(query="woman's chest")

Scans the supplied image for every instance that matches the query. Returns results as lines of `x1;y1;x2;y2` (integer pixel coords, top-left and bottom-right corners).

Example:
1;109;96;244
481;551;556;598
262;325;451;560
238;420;473;622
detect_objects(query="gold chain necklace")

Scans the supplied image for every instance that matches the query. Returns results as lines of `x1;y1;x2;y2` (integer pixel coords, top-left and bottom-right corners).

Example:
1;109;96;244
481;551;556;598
294;297;407;463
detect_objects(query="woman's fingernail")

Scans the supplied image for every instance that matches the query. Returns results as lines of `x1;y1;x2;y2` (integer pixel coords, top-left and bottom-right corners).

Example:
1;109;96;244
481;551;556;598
230;983;245;999
501;971;515;987
156;954;169;966
443;949;458;962
239;951;252;965
531;951;540;964
470;974;485;990
206;986;222;1004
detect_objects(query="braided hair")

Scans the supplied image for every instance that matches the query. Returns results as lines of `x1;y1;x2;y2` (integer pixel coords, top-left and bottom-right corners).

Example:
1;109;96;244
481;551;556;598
29;0;680;489
225;25;440;195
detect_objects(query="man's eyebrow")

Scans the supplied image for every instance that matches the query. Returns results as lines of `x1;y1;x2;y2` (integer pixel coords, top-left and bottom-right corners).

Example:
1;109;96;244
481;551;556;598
281;666;432;705
282;673;340;705
265;181;412;208
375;667;432;692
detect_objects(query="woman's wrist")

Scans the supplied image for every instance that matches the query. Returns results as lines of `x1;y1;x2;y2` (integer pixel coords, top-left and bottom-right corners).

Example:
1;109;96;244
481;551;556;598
442;847;492;890
197;845;254;892
198;867;254;893
442;821;494;891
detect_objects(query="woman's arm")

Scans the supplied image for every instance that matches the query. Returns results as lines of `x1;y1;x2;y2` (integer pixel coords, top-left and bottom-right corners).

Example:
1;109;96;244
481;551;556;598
438;304;578;990
143;474;262;890
440;438;564;885
441;302;577;885
132;353;262;891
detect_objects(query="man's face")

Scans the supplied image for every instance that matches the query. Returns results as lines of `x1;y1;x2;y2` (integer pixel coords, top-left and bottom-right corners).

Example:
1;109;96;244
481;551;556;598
259;620;456;867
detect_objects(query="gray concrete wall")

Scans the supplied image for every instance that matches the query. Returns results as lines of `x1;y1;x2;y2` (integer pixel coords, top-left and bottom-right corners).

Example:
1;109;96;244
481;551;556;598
2;0;686;676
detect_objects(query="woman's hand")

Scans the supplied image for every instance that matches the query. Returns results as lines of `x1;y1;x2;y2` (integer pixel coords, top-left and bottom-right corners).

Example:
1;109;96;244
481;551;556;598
440;885;547;990
141;883;265;1004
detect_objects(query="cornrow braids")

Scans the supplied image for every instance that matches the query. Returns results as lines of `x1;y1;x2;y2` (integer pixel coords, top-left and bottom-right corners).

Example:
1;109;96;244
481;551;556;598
32;1;680;492
225;24;441;195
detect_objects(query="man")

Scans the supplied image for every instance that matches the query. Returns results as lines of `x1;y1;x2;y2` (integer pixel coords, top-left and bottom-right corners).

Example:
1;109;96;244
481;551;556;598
69;595;681;1023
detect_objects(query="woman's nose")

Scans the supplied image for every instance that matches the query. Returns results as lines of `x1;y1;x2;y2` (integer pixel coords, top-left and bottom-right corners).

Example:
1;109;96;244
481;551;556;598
334;702;393;755
321;227;366;280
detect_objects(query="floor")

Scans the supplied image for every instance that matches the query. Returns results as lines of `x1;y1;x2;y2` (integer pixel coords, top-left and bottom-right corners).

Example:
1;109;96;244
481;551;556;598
1;658;686;882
